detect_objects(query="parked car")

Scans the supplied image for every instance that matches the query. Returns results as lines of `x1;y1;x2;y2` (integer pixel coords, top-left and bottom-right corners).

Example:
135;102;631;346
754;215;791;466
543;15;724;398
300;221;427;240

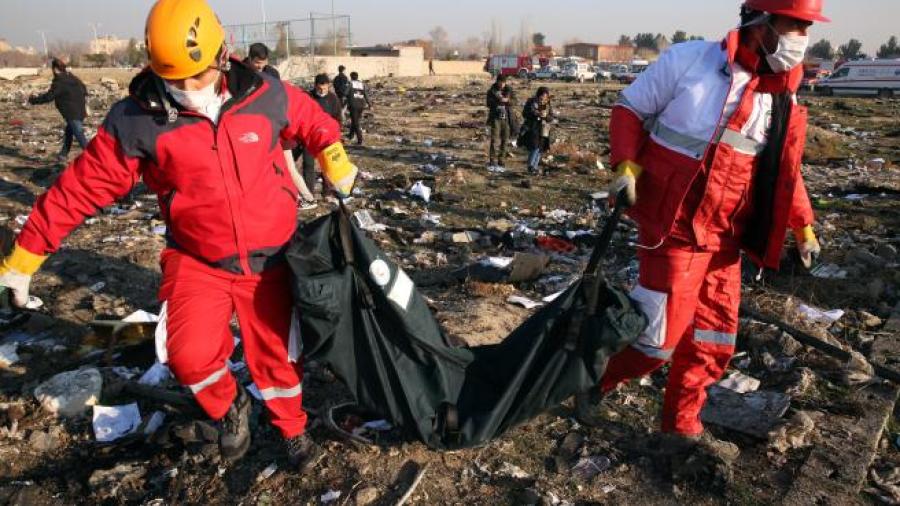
562;63;596;83
817;59;900;98
530;65;562;80
592;65;613;82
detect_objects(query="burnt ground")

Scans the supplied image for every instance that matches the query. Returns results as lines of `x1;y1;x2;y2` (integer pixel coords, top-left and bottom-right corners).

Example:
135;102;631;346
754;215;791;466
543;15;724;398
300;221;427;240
0;71;898;505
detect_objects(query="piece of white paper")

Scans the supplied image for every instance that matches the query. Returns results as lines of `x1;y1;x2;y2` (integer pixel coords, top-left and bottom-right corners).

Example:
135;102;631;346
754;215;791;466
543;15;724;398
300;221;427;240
138;362;171;386
144;411;166;435
93;403;141;442
409;181;432;203
122;310;159;323
797;303;844;324
507;295;542;310
718;372;761;394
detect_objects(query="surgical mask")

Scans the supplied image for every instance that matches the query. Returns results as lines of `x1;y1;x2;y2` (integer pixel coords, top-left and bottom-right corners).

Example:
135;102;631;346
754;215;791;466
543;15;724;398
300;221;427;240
765;29;809;73
164;79;225;122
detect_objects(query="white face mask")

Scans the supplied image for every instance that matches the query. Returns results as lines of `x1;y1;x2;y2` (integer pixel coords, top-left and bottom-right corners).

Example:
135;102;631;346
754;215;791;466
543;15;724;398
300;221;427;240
765;30;809;73
164;78;226;121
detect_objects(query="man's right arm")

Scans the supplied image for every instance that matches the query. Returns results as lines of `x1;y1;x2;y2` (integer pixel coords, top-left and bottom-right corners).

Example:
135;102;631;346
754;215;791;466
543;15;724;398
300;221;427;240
17;123;144;256
28;81;58;105
610;46;684;168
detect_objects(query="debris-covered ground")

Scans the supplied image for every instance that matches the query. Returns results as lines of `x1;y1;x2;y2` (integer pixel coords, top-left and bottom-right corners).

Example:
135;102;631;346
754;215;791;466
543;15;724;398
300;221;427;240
0;70;898;505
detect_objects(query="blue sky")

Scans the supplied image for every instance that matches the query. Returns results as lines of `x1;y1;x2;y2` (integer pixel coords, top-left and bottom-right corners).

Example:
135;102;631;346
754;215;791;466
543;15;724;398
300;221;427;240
2;0;896;55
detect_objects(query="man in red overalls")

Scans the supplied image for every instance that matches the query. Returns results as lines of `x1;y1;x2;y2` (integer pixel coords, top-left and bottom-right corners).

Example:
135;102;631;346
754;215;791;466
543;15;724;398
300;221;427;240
0;0;358;470
576;0;828;456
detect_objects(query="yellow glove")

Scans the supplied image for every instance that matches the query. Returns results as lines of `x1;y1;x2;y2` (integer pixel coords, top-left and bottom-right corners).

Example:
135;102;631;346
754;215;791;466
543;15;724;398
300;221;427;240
0;244;47;308
793;225;821;269
317;142;358;199
609;160;642;207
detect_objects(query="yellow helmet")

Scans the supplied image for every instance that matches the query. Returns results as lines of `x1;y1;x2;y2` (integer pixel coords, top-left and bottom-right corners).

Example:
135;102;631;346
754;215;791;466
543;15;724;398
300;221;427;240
145;0;226;80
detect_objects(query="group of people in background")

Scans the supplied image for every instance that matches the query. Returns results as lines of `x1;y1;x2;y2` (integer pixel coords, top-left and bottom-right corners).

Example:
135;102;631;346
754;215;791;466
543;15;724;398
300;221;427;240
486;74;555;175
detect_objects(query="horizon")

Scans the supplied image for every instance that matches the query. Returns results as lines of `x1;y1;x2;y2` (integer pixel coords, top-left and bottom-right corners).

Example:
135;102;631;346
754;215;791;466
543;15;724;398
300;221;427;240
1;0;897;57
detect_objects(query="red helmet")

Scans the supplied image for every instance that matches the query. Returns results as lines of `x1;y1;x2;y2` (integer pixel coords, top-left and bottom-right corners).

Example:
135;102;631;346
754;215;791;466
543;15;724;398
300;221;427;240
743;0;831;23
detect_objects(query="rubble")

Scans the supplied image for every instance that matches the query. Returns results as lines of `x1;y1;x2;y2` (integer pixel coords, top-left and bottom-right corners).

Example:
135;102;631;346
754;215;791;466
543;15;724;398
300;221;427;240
768;411;817;454
0;71;897;504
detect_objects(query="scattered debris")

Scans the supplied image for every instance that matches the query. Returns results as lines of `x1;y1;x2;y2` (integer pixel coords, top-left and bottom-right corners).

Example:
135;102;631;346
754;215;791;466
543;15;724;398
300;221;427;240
33;368;103;417
700;386;791;438
768;411;817;454
92;403;142;442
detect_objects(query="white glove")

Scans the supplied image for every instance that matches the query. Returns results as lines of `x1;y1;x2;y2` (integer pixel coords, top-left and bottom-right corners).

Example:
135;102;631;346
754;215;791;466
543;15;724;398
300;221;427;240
0;270;33;308
0;244;47;309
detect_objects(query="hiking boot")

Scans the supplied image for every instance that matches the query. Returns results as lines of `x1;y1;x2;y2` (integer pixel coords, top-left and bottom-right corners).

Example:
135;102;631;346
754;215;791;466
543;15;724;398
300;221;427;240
219;385;251;462
656;432;740;463
573;389;607;427
284;434;324;472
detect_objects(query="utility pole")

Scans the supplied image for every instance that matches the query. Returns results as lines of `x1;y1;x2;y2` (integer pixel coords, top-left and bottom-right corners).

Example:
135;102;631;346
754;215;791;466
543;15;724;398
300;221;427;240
260;0;267;43
36;30;48;58
331;0;337;56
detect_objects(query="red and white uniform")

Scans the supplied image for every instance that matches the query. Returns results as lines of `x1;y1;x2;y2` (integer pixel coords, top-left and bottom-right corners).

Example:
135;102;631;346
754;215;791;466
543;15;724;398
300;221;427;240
17;59;342;438
600;32;814;435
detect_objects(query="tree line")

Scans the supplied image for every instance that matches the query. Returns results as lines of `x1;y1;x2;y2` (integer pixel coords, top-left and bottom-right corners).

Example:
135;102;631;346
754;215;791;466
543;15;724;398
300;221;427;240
808;36;900;60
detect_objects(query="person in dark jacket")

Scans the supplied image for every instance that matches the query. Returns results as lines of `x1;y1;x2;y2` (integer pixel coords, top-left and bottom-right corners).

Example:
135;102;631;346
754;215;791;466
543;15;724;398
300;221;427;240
485;74;510;169
332;65;350;110
521;87;554;175
243;42;280;79
28;58;89;164
346;71;371;145
300;74;343;200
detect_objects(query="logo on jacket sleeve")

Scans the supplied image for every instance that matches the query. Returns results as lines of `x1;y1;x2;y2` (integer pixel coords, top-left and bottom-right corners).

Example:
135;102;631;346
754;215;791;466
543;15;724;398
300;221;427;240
239;132;260;144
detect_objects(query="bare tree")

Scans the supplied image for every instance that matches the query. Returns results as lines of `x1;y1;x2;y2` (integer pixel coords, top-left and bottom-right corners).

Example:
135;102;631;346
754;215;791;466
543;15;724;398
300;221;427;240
48;40;88;67
428;26;449;59
315;30;348;56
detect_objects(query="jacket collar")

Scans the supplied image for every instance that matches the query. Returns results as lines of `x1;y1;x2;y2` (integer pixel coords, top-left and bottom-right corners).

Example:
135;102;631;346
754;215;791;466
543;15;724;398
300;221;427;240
128;57;263;114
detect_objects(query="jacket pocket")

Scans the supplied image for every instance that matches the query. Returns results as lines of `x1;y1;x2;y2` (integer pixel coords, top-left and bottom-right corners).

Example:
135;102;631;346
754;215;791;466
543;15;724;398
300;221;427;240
629;284;668;349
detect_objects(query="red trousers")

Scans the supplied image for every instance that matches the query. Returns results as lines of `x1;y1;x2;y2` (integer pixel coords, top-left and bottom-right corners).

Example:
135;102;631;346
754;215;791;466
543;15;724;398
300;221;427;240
158;249;306;439
600;243;741;435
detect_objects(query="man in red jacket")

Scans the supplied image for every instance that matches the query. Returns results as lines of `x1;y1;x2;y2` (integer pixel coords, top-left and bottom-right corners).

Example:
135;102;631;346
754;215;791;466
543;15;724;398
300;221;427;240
575;0;828;456
0;0;358;470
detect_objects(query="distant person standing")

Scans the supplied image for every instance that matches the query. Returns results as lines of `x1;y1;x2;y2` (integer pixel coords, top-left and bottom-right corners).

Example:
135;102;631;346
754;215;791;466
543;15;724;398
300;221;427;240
333;65;350;110
504;82;521;147
429;58;436;76
521;87;554;175
243;42;280;79
346;72;371;145
300;74;343;203
28;58;89;164
485;74;510;169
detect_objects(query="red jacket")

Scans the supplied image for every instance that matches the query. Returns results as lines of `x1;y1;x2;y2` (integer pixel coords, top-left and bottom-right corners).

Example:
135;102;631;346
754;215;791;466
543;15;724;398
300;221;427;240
18;59;341;275
610;32;814;269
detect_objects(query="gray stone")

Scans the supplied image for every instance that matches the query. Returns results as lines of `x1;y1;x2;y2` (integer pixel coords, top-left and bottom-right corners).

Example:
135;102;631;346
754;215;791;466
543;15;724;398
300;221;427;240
700;386;790;438
875;243;898;261
868;278;886;302
28;428;60;453
33;368;102;417
354;487;379;506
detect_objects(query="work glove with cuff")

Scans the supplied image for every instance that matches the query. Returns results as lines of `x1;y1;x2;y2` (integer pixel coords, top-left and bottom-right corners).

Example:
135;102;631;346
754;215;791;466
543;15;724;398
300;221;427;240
0;244;47;308
317;142;359;199
794;225;821;269
608;160;642;208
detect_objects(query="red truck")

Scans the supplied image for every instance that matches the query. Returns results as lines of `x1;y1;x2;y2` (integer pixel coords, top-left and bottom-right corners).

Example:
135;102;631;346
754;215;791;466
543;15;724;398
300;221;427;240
484;54;541;78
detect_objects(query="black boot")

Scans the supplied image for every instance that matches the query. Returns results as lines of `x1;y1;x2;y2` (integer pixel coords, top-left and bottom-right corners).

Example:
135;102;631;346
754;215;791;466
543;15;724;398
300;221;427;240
573;389;607;427
284;434;324;472
219;385;251;462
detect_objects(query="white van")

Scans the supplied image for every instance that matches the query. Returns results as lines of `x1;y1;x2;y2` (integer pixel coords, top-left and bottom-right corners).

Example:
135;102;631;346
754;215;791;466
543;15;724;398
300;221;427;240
817;59;900;98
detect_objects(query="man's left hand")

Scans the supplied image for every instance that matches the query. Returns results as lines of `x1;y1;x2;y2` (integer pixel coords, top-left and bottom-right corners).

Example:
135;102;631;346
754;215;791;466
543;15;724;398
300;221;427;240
794;225;821;269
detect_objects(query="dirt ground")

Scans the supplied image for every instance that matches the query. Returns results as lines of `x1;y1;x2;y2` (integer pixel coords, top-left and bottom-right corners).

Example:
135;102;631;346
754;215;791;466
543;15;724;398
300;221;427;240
0;71;898;505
